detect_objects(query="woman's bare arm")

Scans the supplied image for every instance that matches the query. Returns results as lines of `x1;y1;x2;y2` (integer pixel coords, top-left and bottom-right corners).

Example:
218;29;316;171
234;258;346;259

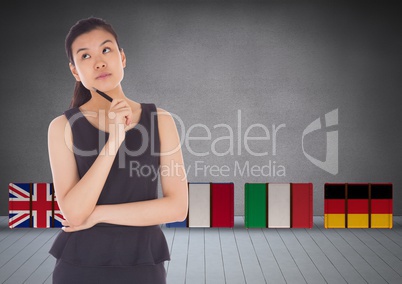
48;114;122;226
62;108;188;231
48;99;132;227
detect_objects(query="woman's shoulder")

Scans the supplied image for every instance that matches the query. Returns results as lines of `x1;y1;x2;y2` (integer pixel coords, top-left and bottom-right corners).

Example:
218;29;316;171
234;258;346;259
49;114;68;128
155;107;178;136
156;106;170;116
48;114;71;136
155;107;174;123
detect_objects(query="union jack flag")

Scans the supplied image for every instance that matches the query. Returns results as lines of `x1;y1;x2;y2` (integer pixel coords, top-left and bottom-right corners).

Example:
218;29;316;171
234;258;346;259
9;183;31;228
53;191;64;228
9;183;65;228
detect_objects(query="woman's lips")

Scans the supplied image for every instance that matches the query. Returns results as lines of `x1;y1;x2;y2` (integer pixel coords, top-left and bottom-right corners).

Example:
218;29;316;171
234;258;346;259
96;73;111;79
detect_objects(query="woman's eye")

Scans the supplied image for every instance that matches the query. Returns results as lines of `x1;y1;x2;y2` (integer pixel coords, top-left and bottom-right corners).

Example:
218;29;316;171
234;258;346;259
103;47;111;54
82;54;90;59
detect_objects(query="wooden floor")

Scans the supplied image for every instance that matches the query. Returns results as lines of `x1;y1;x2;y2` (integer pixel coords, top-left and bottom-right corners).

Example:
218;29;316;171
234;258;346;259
1;216;402;284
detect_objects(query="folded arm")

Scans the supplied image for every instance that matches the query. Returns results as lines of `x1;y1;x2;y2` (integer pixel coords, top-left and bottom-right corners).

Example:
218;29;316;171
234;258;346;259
62;108;188;232
48;115;122;227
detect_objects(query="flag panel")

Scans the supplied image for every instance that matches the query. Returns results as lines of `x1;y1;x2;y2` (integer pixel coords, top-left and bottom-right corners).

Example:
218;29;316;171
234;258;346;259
268;183;290;228
324;183;346;199
324;183;346;228
291;183;313;228
166;220;188;228
347;214;369;228
9;183;31;228
324;214;345;228
324;199;346;214
347;184;369;228
52;185;65;228
370;183;392;229
371;214;392;229
9;182;65;228
347;184;369;199
211;183;234;228
244;183;266;228
347;199;369;214
371;184;392;199
188;183;210;227
371;199;393;214
31;183;53;228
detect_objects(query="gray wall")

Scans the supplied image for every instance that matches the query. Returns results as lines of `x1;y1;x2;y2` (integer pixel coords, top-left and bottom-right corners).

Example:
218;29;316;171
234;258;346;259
1;0;401;216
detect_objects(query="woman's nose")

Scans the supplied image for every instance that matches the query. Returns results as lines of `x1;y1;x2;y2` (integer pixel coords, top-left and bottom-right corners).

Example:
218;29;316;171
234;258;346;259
95;60;106;69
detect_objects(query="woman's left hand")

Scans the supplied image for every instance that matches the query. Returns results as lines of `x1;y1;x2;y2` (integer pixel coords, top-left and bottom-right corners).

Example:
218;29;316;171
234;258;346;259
62;214;98;233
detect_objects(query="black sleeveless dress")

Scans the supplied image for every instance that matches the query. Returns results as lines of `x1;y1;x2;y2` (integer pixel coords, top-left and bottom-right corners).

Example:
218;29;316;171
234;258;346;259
49;103;170;283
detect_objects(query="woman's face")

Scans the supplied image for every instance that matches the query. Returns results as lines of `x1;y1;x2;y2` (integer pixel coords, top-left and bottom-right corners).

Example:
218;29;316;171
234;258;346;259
69;28;126;93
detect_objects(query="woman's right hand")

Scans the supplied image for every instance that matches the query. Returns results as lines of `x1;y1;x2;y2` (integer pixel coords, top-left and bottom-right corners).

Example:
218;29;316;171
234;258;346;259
108;99;133;147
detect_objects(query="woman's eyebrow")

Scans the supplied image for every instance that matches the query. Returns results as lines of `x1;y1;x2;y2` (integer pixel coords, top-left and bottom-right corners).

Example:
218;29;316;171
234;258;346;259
100;39;113;46
76;39;113;54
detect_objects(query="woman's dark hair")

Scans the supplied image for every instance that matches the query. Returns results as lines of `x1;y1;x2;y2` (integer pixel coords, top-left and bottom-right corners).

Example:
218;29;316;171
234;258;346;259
65;17;121;108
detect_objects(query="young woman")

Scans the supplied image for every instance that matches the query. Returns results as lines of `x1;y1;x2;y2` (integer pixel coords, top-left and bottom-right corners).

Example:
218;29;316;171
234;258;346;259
47;17;188;283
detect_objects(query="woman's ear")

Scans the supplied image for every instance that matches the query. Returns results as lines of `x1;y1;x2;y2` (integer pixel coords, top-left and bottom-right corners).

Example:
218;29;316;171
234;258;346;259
69;62;81;81
120;49;127;68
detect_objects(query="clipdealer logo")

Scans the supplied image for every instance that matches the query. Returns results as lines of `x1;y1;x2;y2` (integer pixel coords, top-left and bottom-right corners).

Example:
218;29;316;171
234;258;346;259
302;109;339;175
65;107;339;179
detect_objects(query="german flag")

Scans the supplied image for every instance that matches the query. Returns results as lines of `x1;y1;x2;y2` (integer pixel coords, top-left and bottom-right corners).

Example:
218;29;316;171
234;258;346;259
347;184;369;228
370;183;393;228
324;183;346;228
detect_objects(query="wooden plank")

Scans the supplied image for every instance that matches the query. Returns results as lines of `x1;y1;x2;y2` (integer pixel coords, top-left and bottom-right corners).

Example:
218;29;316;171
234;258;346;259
185;228;205;284
0;216;402;283
366;229;402;261
389;216;401;236
354;229;402;276
0;229;53;282
278;229;326;283
0;228;31;251
307;217;366;284
0;216;8;232
205;228;225;284
26;255;56;284
2;229;59;283
393;216;402;227
317;224;387;283
247;229;286;283
166;227;189;283
44;273;53;284
337;229;401;283
262;229;306;283
234;227;266;283
293;228;346;283
377;227;402;247
314;216;325;227
0;226;25;245
0;229;43;268
219;226;246;283
391;218;402;233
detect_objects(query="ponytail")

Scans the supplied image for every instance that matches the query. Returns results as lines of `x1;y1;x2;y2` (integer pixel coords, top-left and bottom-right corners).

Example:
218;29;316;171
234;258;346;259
69;81;91;108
